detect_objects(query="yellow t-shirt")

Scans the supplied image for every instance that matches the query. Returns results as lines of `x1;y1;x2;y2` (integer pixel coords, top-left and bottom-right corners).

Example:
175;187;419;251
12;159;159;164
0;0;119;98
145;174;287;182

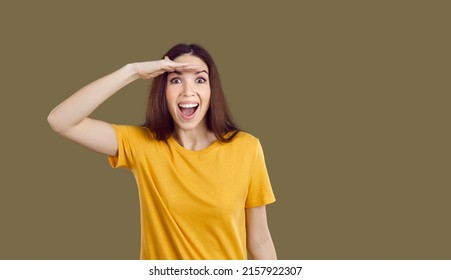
108;125;275;260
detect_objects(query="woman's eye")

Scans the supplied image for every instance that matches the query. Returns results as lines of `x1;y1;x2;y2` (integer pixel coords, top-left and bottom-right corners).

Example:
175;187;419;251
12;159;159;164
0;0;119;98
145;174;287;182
170;78;181;84
196;78;206;83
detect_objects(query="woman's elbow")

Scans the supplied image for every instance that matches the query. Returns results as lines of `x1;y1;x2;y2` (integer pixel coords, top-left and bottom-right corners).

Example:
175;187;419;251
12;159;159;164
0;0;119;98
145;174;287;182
47;111;62;133
47;110;70;134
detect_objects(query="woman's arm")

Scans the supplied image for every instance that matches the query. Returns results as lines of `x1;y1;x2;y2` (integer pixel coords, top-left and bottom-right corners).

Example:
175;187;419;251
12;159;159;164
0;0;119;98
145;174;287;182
246;205;277;260
47;64;138;156
47;58;201;156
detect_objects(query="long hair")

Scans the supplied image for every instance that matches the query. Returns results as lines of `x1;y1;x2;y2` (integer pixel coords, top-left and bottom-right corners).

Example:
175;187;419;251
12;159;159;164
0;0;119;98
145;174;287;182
144;43;239;142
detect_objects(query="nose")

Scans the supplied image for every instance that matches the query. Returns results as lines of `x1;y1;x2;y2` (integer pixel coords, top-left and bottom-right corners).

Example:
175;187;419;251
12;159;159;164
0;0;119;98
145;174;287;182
181;80;196;97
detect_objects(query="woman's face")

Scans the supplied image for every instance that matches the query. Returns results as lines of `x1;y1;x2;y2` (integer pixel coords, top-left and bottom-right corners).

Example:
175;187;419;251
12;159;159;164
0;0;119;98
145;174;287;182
166;54;211;132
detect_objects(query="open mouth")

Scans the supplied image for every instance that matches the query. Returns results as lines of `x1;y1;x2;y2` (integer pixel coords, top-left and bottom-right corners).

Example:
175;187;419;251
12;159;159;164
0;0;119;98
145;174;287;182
178;102;199;118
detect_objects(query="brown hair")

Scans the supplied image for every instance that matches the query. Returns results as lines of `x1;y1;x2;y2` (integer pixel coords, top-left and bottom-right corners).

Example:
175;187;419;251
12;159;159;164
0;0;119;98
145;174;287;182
144;43;239;142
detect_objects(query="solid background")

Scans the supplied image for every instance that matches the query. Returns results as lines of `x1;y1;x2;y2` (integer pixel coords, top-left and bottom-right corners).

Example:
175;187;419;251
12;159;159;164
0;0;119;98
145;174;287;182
0;1;449;259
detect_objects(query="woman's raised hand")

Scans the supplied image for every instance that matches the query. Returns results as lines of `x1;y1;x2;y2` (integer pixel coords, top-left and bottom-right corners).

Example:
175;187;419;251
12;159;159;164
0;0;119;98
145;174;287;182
132;56;202;80
48;56;202;157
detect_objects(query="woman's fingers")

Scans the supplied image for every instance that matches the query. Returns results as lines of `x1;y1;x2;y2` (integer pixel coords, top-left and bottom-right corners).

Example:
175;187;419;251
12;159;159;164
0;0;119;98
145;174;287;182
135;57;203;80
164;61;202;72
163;57;202;71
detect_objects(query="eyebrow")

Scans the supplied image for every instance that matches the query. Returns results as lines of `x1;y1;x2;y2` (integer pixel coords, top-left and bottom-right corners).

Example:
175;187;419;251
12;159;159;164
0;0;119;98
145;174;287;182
171;70;209;75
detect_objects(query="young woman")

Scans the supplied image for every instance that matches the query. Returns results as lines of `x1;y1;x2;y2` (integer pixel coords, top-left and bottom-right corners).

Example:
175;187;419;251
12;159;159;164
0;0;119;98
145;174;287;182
48;43;276;260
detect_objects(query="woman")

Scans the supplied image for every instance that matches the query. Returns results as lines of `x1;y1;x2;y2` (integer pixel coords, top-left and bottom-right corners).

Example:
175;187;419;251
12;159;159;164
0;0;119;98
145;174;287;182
48;43;276;260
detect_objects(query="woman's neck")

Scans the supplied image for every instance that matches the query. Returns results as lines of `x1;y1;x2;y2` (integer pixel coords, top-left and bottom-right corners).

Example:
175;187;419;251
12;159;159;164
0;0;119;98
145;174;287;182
173;126;217;151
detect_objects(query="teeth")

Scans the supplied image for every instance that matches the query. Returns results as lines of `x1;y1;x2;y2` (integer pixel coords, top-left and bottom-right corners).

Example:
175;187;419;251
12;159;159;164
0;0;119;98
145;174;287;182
178;103;199;108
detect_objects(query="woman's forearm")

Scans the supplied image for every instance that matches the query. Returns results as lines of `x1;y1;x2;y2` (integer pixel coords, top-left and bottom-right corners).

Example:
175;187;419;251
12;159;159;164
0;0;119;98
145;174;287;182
47;63;138;133
248;236;277;260
246;206;277;260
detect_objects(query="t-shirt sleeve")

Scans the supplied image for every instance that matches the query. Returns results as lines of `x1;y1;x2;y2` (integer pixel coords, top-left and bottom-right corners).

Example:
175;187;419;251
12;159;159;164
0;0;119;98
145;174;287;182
108;124;137;169
245;140;276;208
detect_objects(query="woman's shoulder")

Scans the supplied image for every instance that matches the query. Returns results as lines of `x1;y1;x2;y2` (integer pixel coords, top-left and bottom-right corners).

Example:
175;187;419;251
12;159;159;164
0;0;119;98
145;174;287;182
229;131;261;146
111;124;156;140
223;131;265;159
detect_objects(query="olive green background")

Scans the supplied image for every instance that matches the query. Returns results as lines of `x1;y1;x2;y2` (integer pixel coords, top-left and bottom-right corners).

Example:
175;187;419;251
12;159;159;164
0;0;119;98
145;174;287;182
0;1;449;259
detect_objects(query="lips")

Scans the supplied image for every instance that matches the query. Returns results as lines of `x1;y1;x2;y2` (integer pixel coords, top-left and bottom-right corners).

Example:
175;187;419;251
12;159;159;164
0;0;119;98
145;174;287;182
178;102;199;119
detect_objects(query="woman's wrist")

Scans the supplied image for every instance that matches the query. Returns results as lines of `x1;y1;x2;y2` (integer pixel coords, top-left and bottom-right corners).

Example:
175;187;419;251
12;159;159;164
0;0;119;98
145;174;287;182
123;63;140;81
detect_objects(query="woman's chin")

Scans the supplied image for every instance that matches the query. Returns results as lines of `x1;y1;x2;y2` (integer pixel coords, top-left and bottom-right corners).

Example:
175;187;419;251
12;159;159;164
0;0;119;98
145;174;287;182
175;121;206;132
172;110;208;132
